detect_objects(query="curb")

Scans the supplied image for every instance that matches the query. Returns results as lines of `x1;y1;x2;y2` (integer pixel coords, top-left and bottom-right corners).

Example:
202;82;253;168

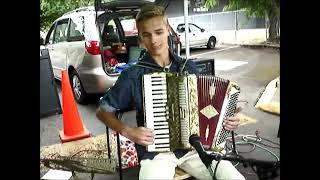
240;44;280;50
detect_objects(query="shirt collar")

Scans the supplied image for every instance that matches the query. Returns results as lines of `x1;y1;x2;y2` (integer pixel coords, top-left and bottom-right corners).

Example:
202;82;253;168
140;50;179;69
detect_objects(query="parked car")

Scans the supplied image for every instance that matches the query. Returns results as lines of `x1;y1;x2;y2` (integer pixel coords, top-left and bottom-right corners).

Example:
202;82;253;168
40;31;46;45
43;0;179;104
176;23;217;49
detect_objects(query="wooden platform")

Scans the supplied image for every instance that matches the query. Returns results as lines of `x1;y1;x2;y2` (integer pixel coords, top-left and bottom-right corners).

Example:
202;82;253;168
174;167;192;180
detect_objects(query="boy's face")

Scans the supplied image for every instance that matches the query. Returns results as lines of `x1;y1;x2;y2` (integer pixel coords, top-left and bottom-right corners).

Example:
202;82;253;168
138;16;169;56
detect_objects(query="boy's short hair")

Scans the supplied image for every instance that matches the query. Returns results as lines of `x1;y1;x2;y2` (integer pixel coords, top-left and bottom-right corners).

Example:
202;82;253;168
136;4;168;30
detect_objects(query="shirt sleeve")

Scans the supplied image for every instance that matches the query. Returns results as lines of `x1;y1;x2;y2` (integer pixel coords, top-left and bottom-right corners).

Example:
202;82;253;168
99;70;133;113
185;60;199;74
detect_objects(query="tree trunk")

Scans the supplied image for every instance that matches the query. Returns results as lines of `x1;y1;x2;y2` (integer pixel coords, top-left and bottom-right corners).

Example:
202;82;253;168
267;3;280;42
268;17;279;41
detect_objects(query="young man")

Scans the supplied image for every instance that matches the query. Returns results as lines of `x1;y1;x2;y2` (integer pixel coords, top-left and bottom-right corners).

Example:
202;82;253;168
96;4;245;180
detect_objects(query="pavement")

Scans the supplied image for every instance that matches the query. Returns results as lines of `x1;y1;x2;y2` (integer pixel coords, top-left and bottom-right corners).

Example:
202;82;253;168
222;40;280;50
241;39;280;48
40;41;280;180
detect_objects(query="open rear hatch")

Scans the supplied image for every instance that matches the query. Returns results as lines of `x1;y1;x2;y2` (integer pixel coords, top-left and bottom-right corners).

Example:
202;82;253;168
95;0;169;12
94;0;169;74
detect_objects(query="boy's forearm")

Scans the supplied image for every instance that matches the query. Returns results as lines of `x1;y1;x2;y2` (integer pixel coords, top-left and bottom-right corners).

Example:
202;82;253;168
96;109;131;136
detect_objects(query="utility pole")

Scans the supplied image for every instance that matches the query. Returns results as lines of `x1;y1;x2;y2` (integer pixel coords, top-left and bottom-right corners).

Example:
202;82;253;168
184;0;190;59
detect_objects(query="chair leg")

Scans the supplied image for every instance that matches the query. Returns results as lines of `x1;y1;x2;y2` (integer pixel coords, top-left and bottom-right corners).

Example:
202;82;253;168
106;127;111;159
117;132;123;180
115;111;124;180
106;120;122;180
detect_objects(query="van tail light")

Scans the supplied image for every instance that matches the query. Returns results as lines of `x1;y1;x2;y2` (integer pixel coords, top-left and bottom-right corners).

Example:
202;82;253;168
85;41;101;55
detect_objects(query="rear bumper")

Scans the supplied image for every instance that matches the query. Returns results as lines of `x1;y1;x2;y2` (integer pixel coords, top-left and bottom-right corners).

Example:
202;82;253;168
78;67;119;94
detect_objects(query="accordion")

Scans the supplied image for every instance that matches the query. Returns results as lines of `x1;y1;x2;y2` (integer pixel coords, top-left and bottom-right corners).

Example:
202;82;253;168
142;72;240;152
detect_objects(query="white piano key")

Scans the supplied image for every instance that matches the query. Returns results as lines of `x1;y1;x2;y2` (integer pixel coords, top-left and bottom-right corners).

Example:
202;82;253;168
152;103;167;107
154;125;169;130
154;121;169;126
151;78;166;81
154;134;170;139
152;95;167;100
154;138;170;144
154;129;170;135
151;94;167;100
151;78;166;82
156;90;167;94
151;75;166;79
152;100;167;104
154;144;170;148
154;122;168;126
153;116;167;121
152;105;167;109
153;113;167;117
151;85;167;90
152;107;167;112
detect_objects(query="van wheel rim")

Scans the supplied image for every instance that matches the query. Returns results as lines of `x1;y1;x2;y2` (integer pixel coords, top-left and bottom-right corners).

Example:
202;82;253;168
210;41;214;47
72;75;81;100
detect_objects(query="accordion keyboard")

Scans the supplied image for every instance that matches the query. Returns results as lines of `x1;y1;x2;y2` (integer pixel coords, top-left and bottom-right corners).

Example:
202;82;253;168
214;84;240;148
143;73;170;152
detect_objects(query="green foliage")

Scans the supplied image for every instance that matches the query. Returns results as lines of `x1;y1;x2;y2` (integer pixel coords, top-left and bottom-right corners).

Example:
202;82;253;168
203;0;279;18
203;0;218;8
40;0;93;31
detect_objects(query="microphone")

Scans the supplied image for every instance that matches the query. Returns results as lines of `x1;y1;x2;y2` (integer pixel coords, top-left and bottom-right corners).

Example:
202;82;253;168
189;134;212;167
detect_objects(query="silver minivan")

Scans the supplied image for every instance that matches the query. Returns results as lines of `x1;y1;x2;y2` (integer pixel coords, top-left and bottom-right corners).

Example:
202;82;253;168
43;0;178;104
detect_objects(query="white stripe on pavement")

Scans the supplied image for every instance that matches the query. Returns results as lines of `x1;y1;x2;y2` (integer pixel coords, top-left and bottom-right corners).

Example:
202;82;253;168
215;60;248;71
190;45;240;58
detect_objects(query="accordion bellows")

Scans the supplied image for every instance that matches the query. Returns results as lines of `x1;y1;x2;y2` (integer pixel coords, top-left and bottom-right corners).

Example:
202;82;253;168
143;72;240;152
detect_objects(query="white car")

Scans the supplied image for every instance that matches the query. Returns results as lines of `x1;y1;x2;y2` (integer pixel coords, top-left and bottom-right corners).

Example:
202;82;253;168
176;23;217;49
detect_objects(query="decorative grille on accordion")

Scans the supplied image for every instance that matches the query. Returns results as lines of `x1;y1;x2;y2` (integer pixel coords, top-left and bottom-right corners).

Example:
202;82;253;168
142;72;240;152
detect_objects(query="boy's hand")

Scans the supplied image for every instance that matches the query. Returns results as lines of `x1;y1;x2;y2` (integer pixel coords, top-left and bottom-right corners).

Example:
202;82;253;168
122;127;154;146
223;107;241;131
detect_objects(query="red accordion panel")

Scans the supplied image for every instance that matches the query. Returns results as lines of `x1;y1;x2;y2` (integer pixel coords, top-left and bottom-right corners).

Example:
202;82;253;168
197;76;229;148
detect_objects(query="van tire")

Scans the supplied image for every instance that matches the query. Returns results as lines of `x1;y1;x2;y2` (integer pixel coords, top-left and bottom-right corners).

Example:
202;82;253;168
207;37;216;49
70;71;88;105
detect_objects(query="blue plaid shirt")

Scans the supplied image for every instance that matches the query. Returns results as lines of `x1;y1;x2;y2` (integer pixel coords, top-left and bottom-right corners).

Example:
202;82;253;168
99;51;198;161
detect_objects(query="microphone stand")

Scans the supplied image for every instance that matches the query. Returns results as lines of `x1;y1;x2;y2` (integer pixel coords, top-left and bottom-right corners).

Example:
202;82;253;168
231;131;237;154
205;152;280;180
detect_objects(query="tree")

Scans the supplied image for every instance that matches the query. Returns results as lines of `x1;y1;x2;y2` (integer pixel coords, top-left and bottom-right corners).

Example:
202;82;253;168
40;0;93;31
203;0;280;42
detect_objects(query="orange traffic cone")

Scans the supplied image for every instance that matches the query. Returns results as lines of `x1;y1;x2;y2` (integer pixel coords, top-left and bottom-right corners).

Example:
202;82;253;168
59;70;90;143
